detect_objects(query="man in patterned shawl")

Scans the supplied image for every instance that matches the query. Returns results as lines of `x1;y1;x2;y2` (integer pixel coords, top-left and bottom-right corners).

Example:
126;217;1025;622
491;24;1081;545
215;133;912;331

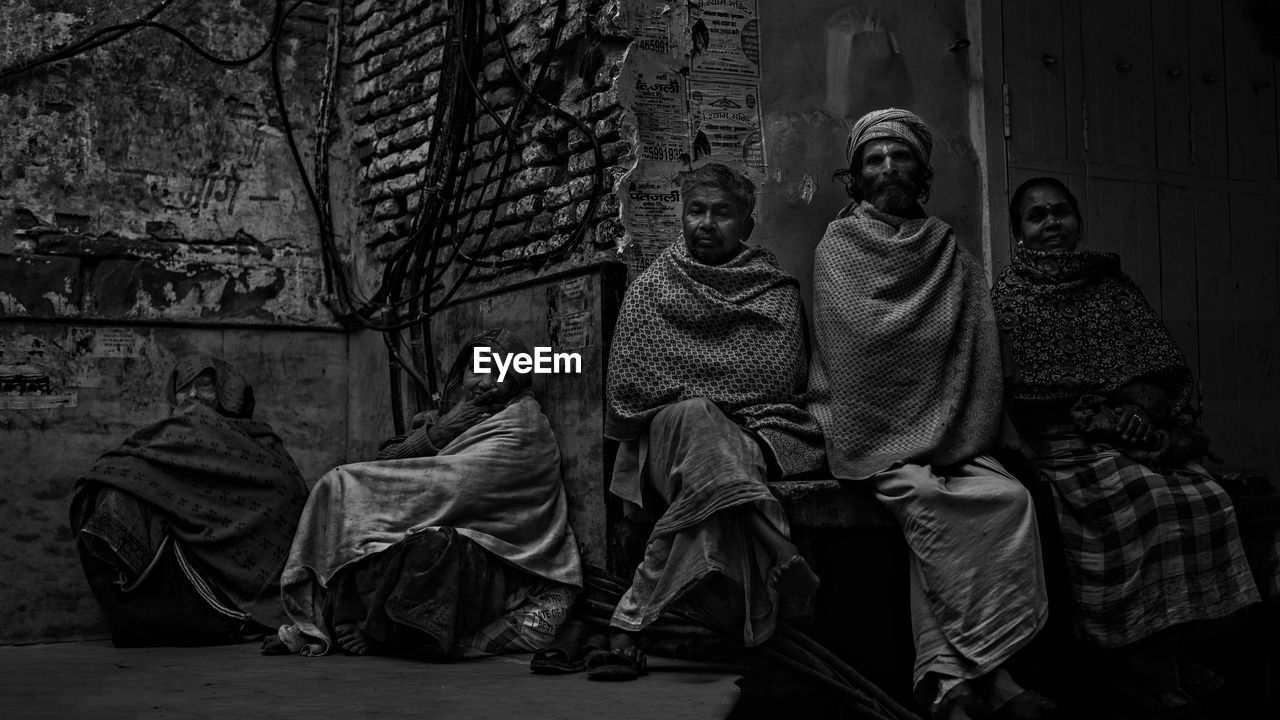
808;109;1059;719
596;163;825;679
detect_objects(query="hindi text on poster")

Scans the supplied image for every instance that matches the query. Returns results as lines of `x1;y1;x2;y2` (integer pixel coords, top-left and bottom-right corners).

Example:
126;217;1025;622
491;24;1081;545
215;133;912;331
621;176;683;272
689;0;760;79
623;0;688;57
688;79;766;176
625;59;691;167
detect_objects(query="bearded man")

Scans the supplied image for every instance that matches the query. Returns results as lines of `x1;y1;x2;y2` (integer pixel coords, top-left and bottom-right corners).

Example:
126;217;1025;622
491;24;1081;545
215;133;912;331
807;109;1060;720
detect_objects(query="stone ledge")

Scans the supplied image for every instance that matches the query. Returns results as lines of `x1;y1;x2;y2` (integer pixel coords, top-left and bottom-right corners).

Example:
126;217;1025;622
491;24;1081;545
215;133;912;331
768;478;896;529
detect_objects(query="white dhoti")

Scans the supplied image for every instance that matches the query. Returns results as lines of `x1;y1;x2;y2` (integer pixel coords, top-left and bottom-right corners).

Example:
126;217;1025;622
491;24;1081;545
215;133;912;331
873;455;1048;694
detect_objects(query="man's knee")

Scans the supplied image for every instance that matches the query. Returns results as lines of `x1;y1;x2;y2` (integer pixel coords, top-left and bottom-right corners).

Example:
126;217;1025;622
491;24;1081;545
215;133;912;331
879;464;1033;512
653;397;727;425
987;477;1034;514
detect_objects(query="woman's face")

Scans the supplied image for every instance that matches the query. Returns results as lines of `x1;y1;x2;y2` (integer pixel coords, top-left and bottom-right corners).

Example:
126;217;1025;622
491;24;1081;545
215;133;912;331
174;370;218;408
1016;185;1081;252
459;346;520;402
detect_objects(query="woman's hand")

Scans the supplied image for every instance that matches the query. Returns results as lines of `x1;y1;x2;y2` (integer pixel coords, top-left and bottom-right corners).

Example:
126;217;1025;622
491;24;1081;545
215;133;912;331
1116;403;1157;446
427;394;506;448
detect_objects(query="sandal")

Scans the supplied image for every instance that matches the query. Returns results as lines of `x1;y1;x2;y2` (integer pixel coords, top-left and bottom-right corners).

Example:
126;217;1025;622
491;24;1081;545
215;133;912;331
991;690;1062;720
585;646;647;681
529;620;593;674
1176;655;1224;700
932;682;991;720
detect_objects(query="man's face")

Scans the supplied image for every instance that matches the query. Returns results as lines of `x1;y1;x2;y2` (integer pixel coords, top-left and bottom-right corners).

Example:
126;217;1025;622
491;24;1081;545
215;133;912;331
682;187;753;265
856;138;922;215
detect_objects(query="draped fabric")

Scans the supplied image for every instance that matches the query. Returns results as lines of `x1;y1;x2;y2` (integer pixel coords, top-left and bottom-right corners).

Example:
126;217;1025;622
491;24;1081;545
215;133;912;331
875;458;1048;689
1026;425;1260;647
990;248;1196;411
992;248;1266;647
318;526;574;658
279;394;582;656
605;241;825;476
72;401;308;627
609;398;792;647
808;202;1005;479
324;528;517;656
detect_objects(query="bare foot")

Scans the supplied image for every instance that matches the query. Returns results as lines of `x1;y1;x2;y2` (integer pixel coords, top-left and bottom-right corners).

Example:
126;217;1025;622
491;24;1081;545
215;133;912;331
743;506;821;598
933;680;990;720
770;554;821;598
335;622;374;656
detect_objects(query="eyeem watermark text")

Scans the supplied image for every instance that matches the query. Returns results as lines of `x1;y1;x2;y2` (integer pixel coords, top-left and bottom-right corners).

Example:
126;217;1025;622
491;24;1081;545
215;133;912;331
473;346;582;381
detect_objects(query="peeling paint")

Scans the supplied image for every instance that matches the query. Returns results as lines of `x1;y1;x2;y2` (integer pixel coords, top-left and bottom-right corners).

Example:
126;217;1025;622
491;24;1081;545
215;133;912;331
40;291;78;317
2;0;338;327
0;293;29;315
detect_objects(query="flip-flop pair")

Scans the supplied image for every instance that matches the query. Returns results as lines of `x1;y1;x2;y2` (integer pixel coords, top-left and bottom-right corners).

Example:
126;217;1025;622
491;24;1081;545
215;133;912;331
529;622;647;680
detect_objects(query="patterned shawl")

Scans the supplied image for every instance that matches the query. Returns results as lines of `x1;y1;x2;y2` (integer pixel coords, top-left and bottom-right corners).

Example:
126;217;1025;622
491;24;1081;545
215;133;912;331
808;202;1005;479
605;241;826;476
73;401;309;626
990;247;1196;410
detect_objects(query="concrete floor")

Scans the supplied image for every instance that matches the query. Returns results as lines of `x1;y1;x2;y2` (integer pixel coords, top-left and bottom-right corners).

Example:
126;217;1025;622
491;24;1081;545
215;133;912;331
0;641;745;720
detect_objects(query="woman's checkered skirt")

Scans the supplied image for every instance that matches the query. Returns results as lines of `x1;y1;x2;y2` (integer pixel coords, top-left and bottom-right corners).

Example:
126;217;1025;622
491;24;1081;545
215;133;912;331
1030;425;1264;648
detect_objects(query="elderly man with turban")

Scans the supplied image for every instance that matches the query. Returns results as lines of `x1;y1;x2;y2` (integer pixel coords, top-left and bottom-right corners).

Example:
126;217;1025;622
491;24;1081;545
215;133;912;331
807;109;1060;720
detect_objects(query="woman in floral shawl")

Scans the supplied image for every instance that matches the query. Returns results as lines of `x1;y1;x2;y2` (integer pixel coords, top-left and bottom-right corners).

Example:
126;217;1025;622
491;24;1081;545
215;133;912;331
992;177;1276;719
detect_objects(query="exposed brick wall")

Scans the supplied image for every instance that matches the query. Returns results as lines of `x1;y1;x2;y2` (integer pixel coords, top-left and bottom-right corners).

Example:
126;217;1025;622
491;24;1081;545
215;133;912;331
345;0;631;294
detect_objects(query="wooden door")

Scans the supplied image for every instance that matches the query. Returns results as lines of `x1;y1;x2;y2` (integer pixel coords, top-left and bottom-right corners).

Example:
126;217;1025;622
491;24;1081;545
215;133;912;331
1002;0;1280;474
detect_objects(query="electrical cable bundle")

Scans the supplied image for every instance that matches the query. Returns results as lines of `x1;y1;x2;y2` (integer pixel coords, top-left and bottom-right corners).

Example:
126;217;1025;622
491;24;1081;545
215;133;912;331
0;0;611;430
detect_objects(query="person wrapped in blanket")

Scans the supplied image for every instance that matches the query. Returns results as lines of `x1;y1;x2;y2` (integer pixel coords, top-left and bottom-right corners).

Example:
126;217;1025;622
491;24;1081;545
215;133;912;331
267;329;582;658
992;176;1279;720
808;109;1060;720
595;163;827;680
70;357;309;646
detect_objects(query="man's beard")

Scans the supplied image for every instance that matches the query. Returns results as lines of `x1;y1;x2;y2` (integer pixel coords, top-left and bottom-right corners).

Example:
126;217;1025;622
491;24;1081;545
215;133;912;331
860;176;920;216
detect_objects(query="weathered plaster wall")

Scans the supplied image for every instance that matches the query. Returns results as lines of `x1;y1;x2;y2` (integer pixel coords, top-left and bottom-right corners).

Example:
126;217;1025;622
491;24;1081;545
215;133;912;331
0;324;349;643
0;1;358;643
0;0;343;325
756;0;983;303
613;0;986;303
